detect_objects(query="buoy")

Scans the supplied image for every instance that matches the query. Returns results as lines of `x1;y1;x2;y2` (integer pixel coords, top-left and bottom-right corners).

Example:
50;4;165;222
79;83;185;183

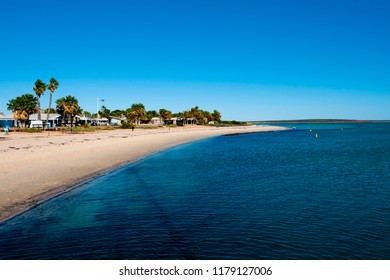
310;129;312;132
315;133;318;138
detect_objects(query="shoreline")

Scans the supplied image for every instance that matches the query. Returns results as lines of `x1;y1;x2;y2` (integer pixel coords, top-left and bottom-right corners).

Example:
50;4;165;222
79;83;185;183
0;125;289;223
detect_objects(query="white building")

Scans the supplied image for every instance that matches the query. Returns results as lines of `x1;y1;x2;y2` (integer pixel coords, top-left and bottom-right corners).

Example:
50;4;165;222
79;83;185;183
109;116;127;126
150;117;163;125
29;113;61;127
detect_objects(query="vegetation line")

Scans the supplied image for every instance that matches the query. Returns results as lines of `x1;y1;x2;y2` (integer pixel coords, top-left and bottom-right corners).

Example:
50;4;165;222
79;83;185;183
1;78;250;131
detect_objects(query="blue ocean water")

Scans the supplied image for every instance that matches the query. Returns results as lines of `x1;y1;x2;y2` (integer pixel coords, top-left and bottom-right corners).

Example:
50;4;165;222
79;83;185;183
0;123;389;259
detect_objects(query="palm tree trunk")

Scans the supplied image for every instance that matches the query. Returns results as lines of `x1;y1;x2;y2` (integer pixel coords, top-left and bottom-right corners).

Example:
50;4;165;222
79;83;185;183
37;95;41;121
46;92;53;128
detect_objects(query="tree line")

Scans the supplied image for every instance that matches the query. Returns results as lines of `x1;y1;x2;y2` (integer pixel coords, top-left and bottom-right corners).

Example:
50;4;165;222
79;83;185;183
6;79;222;128
96;104;221;126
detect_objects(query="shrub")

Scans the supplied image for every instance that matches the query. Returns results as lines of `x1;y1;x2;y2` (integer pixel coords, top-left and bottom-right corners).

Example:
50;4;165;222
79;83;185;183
21;128;43;133
121;122;133;129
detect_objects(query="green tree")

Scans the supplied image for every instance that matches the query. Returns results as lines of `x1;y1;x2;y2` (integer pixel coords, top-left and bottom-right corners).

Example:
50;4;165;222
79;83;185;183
183;110;192;118
99;105;111;118
46;78;59;126
44;108;57;114
146;110;159;120
159;108;172;124
202;110;214;123
111;109;124;117
183;110;192;125
128;103;146;125
7;94;38;128
56;95;81;127
212;109;221;122
56;97;67;126
191;106;204;124
33;79;47;121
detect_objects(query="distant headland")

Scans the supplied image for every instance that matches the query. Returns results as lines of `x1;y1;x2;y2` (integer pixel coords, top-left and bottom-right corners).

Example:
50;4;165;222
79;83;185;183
252;119;390;124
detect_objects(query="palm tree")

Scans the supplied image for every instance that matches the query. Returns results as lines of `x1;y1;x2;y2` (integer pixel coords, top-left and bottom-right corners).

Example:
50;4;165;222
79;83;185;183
7;94;38;128
183;110;193;125
212;109;222;122
83;111;92;118
56;95;81;127
33;79;47;121
146;110;159;120
67;98;81;127
202;110;214;123
99;105;110;118
159;108;172;124
190;106;203;124
111;109;124;117
129;103;146;125
46;78;59;127
56;97;68;126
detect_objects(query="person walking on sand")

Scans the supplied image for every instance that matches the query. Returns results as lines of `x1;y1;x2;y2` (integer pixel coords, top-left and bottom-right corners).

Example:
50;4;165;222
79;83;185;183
131;125;134;132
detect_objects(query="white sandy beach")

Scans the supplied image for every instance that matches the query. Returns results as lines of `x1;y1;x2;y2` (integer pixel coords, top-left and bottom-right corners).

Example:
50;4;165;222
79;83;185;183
0;125;289;223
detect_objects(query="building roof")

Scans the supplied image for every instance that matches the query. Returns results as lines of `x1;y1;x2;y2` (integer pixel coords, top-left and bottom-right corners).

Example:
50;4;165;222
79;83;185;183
0;114;15;120
90;117;109;121
109;116;127;121
29;113;61;121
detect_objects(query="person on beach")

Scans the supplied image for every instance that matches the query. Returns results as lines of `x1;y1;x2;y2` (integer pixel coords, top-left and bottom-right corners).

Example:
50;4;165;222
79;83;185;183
131;125;134;132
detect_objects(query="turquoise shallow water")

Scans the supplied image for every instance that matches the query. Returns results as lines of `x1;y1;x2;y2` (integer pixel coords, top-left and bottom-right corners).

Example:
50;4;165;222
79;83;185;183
0;123;389;259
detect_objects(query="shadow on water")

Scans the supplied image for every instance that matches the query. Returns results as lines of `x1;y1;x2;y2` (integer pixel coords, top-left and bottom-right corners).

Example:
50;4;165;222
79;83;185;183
131;168;196;260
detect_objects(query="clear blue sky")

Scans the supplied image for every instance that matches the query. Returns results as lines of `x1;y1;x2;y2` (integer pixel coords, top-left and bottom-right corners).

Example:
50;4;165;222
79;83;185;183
1;0;389;120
